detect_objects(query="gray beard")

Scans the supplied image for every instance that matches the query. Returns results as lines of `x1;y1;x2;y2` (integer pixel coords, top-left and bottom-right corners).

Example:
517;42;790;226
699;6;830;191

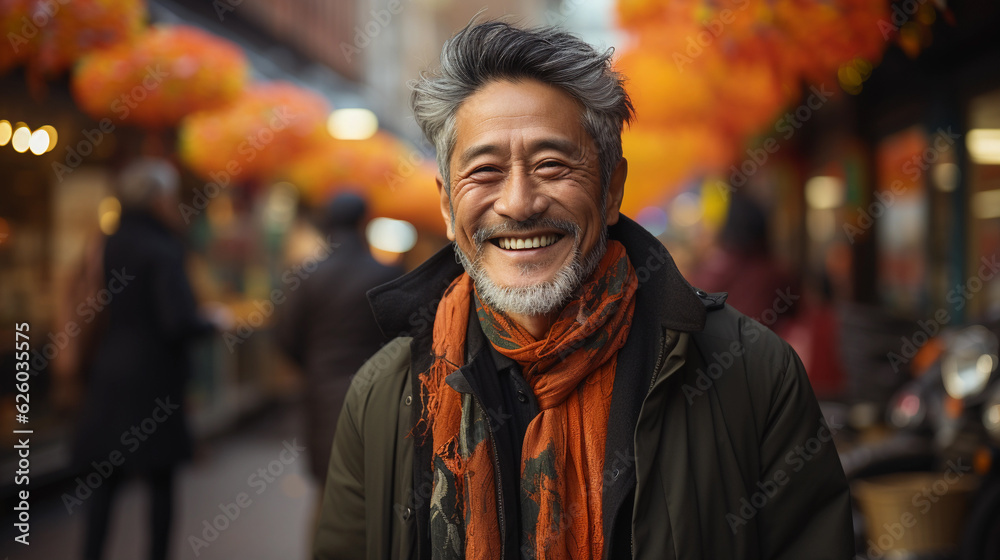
453;221;608;317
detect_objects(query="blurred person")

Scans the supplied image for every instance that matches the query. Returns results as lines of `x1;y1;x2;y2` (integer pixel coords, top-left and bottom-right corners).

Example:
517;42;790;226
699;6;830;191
70;157;220;560
689;189;799;336
275;192;402;487
314;22;851;560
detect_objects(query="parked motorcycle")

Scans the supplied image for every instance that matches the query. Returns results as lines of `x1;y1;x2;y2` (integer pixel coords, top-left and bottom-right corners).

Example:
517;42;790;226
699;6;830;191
838;324;1000;560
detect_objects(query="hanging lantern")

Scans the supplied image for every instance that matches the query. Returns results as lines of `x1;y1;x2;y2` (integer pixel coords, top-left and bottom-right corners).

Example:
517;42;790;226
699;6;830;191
1;0;145;83
72;25;249;129
178;82;330;183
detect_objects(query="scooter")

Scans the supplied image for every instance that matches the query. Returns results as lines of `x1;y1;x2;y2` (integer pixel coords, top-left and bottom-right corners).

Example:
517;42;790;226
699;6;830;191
838;324;1000;560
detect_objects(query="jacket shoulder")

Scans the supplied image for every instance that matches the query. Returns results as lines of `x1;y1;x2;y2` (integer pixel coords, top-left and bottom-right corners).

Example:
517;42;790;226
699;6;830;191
690;304;802;435
346;336;413;406
695;303;796;378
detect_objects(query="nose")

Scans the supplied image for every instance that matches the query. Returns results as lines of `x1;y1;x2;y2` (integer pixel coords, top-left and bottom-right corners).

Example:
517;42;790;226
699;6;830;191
492;167;548;222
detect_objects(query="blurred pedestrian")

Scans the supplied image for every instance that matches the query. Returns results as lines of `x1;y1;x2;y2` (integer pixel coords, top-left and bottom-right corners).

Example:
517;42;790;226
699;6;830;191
690;189;799;336
275;192;402;487
70;157;220;560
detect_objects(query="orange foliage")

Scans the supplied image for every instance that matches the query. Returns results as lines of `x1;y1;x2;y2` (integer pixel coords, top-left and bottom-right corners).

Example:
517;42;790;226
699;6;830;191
614;0;892;211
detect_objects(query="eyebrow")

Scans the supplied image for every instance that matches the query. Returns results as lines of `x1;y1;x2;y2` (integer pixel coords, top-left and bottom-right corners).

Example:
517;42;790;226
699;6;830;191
456;137;580;169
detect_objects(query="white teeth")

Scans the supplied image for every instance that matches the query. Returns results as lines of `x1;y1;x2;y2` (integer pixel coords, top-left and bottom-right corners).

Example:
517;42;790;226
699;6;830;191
497;235;559;249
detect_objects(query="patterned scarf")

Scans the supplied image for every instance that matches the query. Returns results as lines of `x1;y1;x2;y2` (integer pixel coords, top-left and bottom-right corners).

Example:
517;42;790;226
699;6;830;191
419;240;637;559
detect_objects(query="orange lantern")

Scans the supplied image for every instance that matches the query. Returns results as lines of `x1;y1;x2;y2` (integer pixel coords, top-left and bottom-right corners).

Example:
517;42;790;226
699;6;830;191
613;0;897;206
277;132;444;234
72;25;249;129
0;0;145;82
178;82;330;183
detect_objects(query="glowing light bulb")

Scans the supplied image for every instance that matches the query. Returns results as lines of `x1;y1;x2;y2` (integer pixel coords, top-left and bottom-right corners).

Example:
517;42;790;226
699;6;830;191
29;129;50;155
11;126;31;153
0;120;12;146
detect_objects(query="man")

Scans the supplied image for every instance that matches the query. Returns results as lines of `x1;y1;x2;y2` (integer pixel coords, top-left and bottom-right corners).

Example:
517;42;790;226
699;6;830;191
72;158;219;560
276;192;402;486
314;21;852;560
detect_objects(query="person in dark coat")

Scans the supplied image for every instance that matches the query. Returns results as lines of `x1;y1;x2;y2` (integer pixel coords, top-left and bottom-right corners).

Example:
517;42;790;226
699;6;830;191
71;158;216;560
689;190;799;335
276;193;402;484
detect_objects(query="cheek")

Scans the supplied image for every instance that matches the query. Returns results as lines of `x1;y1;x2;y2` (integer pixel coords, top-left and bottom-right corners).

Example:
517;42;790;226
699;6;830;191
452;193;491;238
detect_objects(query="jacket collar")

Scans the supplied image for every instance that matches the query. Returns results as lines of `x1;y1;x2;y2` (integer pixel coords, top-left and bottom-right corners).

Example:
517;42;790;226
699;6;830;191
368;215;706;339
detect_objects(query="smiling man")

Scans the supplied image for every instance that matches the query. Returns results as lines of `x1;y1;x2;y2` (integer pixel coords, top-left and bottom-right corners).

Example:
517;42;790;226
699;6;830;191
313;21;852;560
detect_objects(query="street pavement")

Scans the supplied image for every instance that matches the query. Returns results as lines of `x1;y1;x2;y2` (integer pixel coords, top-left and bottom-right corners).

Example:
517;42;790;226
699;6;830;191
6;405;318;560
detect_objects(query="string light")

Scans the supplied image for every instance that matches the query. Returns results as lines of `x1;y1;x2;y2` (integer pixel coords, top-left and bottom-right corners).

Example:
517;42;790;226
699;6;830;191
0;120;59;155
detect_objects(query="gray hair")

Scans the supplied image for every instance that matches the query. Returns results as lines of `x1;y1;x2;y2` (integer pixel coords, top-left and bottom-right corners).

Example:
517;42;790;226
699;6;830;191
410;20;634;198
117;157;179;208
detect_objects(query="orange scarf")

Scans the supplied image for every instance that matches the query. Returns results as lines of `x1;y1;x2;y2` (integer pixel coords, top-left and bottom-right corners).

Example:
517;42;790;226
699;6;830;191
419;240;637;559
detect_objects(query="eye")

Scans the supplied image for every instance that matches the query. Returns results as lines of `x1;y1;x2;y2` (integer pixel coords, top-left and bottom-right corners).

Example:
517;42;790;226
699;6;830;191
468;165;503;181
536;160;567;174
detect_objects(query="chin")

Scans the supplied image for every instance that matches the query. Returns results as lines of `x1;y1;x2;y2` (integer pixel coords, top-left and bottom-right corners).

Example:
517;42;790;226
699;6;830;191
475;274;576;317
454;227;609;317
458;247;583;316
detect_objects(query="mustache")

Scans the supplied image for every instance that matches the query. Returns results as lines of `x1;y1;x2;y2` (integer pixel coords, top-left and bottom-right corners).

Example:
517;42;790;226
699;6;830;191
471;218;580;246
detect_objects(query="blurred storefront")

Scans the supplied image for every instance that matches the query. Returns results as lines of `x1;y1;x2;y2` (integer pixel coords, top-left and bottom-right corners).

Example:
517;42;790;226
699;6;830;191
0;0;452;495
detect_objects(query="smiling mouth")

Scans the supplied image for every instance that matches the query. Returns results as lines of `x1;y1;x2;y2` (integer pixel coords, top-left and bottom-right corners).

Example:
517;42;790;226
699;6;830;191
490;234;563;250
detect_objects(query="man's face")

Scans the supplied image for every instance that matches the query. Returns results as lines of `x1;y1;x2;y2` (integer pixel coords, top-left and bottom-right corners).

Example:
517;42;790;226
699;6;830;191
438;78;626;316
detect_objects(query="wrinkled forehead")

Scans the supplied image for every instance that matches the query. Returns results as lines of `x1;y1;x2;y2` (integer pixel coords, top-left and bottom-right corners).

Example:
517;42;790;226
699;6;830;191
451;79;594;159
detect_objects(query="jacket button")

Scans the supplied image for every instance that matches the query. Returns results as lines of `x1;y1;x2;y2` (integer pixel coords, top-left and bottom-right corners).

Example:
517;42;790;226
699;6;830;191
517;391;528;403
695;289;707;297
612;468;620;480
401;507;412;521
404;395;412;406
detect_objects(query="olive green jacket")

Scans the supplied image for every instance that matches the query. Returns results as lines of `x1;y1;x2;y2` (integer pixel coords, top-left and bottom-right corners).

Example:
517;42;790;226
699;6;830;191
314;217;853;560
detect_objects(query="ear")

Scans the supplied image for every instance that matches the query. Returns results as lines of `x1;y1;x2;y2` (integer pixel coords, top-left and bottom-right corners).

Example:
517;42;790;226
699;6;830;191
604;158;627;226
436;174;455;241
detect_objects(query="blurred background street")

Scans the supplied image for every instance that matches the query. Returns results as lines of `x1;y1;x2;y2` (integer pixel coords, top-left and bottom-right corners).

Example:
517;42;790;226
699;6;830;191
3;406;316;560
2;0;1000;559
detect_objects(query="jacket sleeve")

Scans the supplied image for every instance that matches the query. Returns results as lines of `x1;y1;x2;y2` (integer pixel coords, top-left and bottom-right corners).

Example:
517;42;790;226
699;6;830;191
755;345;854;560
313;367;368;560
